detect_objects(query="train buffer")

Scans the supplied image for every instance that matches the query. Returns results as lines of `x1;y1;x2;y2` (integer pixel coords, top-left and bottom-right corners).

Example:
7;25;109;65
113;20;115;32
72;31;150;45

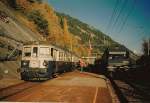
1;71;119;103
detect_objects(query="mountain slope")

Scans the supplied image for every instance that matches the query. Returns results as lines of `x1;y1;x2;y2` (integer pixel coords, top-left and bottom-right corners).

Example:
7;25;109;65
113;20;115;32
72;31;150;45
0;0;128;57
0;1;43;42
56;12;125;52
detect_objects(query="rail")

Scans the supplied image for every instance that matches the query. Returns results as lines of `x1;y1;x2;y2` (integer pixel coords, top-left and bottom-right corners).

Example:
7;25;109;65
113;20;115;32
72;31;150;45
123;79;150;101
108;77;128;103
0;82;38;100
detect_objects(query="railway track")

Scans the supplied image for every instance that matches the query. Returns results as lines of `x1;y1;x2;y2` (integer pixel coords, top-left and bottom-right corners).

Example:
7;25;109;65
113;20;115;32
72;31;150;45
114;80;141;103
110;77;150;103
109;77;128;103
0;81;39;100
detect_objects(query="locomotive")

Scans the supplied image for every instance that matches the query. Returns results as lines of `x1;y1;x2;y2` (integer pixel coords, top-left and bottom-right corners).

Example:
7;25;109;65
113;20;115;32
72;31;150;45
100;47;130;77
106;48;130;78
20;43;80;80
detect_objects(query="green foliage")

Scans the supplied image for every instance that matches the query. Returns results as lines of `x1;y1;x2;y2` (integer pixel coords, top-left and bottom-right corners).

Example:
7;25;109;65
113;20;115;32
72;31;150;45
27;10;48;36
27;0;42;3
136;39;150;67
80;33;89;43
27;0;35;3
0;27;6;36
60;17;64;29
4;0;25;10
137;55;150;66
6;0;17;8
142;39;150;56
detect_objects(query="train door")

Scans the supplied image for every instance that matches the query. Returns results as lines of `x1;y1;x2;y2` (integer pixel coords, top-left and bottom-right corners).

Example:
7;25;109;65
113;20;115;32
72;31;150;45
51;48;59;73
30;46;39;68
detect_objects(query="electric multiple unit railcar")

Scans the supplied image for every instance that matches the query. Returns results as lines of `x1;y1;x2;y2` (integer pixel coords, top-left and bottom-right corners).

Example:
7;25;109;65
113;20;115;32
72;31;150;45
20;43;80;80
107;48;130;77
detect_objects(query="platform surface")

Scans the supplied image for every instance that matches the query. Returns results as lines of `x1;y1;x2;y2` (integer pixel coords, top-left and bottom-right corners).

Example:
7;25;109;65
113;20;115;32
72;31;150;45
2;71;112;103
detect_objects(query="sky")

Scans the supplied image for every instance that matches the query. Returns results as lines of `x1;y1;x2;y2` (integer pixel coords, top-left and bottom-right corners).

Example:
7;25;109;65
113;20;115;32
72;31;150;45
48;0;150;54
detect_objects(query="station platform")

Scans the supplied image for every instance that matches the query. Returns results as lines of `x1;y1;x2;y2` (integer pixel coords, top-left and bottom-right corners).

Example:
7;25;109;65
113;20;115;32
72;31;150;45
3;71;118;103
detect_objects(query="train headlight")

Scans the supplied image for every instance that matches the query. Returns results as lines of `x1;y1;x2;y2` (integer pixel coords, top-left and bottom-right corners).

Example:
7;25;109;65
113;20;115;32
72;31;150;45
21;60;29;68
23;62;27;66
43;60;48;66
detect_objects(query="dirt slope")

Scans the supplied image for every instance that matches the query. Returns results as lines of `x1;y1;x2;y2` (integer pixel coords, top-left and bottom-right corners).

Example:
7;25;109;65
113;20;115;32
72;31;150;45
0;1;43;42
0;1;44;83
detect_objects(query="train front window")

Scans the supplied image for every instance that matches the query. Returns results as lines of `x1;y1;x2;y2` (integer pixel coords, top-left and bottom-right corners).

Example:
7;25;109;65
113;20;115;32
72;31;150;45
32;47;38;57
109;54;126;60
51;48;53;57
24;47;31;57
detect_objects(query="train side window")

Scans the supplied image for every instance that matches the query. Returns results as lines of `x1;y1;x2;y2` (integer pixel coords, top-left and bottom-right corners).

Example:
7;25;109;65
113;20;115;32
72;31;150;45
39;47;50;57
51;48;54;57
33;47;38;57
59;52;64;61
53;49;58;59
24;47;31;57
64;54;67;61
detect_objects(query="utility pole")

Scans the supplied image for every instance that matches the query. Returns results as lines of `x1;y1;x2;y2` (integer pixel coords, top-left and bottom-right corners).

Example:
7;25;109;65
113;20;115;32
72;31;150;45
148;39;150;56
70;36;73;69
70;36;73;62
104;36;106;46
88;33;92;64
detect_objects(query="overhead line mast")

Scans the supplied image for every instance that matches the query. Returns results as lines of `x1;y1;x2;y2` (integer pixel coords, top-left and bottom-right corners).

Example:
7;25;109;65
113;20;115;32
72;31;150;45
148;39;150;56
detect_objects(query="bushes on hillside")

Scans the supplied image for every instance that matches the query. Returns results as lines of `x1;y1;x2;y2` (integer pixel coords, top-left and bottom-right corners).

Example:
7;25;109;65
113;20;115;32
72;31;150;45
0;27;6;36
27;10;49;36
137;55;150;67
5;0;17;8
27;0;42;3
136;39;150;72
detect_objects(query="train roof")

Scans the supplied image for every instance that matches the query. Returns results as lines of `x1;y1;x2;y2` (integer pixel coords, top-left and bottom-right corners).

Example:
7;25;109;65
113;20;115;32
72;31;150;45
23;41;80;57
23;41;52;46
108;47;127;52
